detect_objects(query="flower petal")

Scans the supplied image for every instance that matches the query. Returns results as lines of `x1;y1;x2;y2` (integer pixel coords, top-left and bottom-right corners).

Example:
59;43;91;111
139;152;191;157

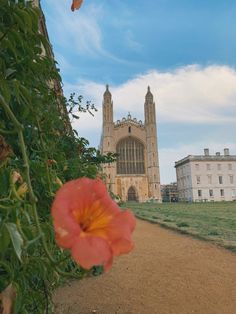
71;0;83;11
111;236;134;256
54;218;80;249
71;236;113;271
108;210;136;240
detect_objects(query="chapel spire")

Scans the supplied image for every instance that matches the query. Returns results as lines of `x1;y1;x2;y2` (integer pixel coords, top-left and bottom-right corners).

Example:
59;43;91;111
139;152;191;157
145;86;153;103
103;84;113;123
103;84;112;103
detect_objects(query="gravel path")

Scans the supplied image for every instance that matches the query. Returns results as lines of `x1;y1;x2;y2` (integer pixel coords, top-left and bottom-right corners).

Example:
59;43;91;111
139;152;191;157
54;219;236;314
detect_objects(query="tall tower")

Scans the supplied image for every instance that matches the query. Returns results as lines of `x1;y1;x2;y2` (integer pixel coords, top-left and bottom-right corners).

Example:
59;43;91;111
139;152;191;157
100;85;161;202
101;85;115;192
144;86;161;199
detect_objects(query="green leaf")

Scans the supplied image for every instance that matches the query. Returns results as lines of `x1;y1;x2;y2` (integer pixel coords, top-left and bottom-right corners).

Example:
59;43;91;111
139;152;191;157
5;223;23;262
19;84;31;106
0;80;11;103
5;68;16;79
16;8;32;32
0;225;10;251
0;168;10;197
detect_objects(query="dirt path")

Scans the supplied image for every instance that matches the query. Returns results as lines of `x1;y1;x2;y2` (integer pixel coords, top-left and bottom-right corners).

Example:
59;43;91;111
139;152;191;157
54;219;236;314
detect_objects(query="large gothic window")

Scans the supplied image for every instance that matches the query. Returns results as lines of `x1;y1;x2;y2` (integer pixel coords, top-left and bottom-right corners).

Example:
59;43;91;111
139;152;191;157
116;137;145;174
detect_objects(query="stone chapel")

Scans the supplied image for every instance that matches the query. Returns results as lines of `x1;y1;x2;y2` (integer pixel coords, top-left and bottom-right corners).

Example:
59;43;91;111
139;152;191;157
100;85;161;202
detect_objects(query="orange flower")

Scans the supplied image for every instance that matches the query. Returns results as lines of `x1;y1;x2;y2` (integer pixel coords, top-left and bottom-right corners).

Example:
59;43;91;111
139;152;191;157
71;0;83;11
51;178;136;271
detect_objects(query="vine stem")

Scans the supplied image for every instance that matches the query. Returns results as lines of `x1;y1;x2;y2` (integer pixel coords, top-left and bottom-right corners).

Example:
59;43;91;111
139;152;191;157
36;118;52;194
0;93;55;264
0;128;16;135
0;95;23;131
0;93;83;277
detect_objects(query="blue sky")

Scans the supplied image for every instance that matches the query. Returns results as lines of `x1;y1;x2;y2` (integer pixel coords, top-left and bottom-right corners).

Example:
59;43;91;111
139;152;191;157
42;0;236;183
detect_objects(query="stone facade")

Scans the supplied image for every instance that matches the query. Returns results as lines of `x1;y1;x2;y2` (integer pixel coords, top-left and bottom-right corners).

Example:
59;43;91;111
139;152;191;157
100;85;161;202
175;148;236;202
34;0;72;134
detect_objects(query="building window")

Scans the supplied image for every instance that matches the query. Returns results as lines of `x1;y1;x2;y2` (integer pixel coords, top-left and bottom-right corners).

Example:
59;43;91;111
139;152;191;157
206;164;211;171
198;190;202;197
229;175;234;184
220;189;224;197
116;137;145;175
232;189;236;197
195;164;199;171
207;175;212;184
128;126;131;133
217;164;221;171
219;176;223;184
209;189;213;197
228;163;232;171
196;176;201;184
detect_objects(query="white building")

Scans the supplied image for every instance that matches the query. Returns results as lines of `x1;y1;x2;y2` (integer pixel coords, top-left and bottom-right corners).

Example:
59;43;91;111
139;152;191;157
175;148;236;202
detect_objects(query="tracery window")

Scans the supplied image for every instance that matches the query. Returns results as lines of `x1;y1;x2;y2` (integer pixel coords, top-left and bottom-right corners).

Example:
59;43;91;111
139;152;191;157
116;137;145;174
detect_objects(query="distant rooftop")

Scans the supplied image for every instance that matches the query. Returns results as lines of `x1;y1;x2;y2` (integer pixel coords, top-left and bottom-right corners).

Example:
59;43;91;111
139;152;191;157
175;148;236;167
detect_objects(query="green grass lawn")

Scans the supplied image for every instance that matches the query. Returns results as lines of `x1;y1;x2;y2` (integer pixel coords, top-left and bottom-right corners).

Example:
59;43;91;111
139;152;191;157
125;201;236;251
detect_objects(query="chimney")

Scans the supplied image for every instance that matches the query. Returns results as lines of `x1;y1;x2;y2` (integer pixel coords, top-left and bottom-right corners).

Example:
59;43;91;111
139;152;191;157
224;148;230;156
216;152;220;156
204;148;209;156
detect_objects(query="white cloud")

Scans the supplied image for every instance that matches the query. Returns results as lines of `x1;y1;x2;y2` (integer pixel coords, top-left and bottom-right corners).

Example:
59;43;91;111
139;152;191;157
65;64;236;123
63;65;236;183
125;30;143;52
45;1;104;56
44;1;131;63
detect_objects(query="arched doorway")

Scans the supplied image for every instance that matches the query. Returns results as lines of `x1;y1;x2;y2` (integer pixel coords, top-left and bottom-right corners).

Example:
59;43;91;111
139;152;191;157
128;186;138;201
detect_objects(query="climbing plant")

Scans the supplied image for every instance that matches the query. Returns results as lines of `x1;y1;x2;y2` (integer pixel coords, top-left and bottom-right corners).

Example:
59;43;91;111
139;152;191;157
0;0;115;312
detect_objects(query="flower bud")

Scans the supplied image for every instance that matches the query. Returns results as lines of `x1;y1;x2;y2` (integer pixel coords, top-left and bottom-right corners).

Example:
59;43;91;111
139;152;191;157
55;177;63;187
17;183;28;198
12;171;23;184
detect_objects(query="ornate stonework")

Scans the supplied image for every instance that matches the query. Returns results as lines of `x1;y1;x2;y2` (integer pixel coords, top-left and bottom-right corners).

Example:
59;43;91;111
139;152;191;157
100;85;161;202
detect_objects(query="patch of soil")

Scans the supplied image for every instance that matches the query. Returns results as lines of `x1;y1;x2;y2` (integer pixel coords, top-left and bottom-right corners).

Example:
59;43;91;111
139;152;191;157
54;219;236;314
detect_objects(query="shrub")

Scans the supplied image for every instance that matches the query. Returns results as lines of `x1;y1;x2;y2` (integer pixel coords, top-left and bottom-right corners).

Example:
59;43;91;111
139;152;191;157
0;1;116;312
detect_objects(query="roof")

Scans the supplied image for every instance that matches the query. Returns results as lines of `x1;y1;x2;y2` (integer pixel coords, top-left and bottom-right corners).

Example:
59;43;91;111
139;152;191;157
175;154;236;167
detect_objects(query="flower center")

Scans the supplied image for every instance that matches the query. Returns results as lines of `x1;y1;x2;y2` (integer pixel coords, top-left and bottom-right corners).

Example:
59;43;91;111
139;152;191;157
79;219;91;232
